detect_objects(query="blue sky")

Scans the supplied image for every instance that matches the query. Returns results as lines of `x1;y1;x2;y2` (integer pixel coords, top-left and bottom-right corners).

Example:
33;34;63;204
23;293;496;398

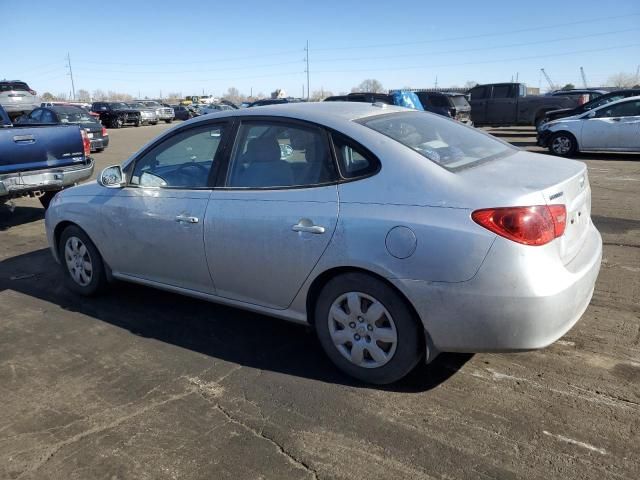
3;0;639;99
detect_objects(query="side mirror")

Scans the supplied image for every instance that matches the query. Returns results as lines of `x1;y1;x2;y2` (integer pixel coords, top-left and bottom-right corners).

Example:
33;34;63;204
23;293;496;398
586;111;596;119
98;165;126;188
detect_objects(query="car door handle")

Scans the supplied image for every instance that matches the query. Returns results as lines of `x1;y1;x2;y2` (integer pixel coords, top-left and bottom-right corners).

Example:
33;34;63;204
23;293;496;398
610;117;621;122
175;214;199;224
292;220;325;234
13;134;35;143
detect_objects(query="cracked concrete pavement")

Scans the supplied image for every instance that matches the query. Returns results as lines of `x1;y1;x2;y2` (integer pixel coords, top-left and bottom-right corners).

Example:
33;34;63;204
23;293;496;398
1;124;638;479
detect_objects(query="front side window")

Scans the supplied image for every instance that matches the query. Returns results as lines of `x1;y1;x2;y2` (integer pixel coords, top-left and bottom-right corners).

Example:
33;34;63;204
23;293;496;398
40;110;56;123
130;124;226;188
492;85;512;99
28;109;43;122
227;122;337;188
468;86;487;100
596;100;640;118
361;111;515;170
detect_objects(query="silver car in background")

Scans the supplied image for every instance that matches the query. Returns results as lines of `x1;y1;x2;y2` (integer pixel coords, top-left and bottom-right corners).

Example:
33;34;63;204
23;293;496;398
136;100;175;123
45;103;602;384
127;102;158;125
0;80;40;119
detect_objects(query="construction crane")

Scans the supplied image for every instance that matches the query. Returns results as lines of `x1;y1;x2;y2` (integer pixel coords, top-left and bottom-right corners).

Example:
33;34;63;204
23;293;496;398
540;68;556;91
580;67;589;89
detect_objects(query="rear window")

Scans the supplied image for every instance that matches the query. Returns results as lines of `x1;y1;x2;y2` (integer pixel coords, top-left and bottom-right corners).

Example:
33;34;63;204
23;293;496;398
0;82;30;92
360;111;515;170
450;95;470;108
54;107;95;123
428;95;449;108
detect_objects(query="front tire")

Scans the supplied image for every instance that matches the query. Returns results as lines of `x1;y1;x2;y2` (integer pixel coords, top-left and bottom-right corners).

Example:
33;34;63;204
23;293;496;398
58;225;107;296
165;119;173;124
314;273;423;384
111;116;123;129
549;131;577;157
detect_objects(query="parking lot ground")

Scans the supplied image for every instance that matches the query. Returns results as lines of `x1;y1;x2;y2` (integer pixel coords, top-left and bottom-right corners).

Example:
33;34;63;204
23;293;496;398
1;124;639;480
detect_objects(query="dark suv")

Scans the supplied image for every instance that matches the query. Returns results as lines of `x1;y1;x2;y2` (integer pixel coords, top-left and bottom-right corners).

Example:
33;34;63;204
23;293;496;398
540;89;640;126
414;91;472;125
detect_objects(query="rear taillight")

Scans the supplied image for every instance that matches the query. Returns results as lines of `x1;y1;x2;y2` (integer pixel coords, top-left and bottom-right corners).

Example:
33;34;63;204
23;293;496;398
102;126;108;136
29;89;37;95
472;205;566;246
80;129;91;157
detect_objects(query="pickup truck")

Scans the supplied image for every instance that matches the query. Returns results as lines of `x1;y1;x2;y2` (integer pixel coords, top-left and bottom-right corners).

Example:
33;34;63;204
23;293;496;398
467;83;580;128
0;105;94;209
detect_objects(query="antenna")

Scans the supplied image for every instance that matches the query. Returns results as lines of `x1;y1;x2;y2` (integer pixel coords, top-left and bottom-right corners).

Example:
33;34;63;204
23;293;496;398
580;67;589;88
66;53;76;100
540;68;556;91
304;41;310;101
636;65;640;84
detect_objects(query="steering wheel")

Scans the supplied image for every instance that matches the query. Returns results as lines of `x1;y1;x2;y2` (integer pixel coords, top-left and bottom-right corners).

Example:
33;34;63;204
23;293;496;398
174;162;209;176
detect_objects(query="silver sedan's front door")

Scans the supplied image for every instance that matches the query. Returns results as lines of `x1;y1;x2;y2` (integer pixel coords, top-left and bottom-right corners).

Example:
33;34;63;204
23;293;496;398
100;122;230;294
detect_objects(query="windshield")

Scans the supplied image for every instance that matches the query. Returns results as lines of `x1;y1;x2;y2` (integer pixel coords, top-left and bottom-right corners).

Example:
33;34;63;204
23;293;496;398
360;111;515;170
129;103;146;109
54;107;95;123
110;103;128;109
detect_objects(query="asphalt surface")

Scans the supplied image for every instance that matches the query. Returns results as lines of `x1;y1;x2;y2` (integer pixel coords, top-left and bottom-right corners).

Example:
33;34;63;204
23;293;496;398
1;123;638;480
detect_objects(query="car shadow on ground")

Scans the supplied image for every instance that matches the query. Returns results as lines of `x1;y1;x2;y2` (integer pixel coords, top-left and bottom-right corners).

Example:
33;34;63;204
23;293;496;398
0;204;44;231
0;248;472;393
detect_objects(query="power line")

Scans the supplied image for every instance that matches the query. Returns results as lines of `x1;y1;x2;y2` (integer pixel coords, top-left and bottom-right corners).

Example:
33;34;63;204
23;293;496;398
312;13;640;52
311;43;640;75
310;28;639;64
304;40;310;100
74;49;303;67
74;59;302;75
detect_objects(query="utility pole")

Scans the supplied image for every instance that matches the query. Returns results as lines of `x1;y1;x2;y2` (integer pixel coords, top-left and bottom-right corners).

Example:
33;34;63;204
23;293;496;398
66;53;76;101
304;40;310;101
250;87;253;97
434;75;438;89
580;67;589;88
302;84;305;99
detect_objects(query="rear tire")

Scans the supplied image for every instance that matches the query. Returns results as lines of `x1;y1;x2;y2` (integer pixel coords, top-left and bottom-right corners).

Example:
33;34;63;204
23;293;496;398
165;119;173;124
549;131;577;157
58;225;107;296
314;273;423;384
111;116;122;129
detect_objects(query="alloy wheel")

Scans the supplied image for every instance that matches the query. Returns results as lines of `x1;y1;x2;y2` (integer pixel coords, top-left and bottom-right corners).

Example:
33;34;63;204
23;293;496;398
551;135;572;155
327;292;398;369
64;236;93;287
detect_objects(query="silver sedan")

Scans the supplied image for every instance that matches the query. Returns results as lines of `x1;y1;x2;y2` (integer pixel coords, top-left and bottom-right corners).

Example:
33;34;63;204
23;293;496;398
45;102;602;384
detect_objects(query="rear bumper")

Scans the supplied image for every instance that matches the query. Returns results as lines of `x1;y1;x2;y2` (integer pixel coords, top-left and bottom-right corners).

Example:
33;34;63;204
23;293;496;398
157;113;174;120
90;136;109;151
2;103;38;114
0;159;94;199
393;222;602;352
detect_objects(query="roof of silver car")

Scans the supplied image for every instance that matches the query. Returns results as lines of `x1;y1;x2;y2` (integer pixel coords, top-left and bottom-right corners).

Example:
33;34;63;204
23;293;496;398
191;101;410;125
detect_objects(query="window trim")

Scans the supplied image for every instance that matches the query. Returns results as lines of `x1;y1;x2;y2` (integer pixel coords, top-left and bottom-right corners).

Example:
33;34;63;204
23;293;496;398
218;116;342;191
328;129;382;182
124;120;232;191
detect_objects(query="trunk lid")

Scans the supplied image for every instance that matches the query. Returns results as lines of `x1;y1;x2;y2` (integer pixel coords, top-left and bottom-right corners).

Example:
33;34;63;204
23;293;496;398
458;150;591;264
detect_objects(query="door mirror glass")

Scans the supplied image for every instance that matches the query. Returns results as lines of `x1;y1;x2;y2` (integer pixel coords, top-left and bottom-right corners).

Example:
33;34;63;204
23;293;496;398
99;165;126;188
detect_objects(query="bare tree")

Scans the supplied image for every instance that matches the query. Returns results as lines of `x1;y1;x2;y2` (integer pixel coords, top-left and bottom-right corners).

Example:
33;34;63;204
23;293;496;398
463;80;478;89
607;72;637;88
351;79;384;93
166;92;182;102
561;83;575;91
224;87;242;104
55;92;68;101
107;91;133;101
41;92;55;102
76;89;91;102
92;89;107;101
310;89;333;101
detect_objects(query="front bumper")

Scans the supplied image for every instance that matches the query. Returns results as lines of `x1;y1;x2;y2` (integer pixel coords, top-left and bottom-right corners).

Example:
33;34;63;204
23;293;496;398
394;222;602;352
157;113;174;121
0;159;94;199
537;129;552;147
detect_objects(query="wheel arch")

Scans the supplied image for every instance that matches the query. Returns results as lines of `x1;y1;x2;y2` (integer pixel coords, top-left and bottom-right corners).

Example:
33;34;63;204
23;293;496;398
53;220;112;279
305;266;420;327
550;129;580;151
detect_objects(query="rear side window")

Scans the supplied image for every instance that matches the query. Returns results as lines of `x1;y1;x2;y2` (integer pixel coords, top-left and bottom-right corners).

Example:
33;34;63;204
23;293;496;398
428;95;449;108
331;132;380;179
227;122;337;188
